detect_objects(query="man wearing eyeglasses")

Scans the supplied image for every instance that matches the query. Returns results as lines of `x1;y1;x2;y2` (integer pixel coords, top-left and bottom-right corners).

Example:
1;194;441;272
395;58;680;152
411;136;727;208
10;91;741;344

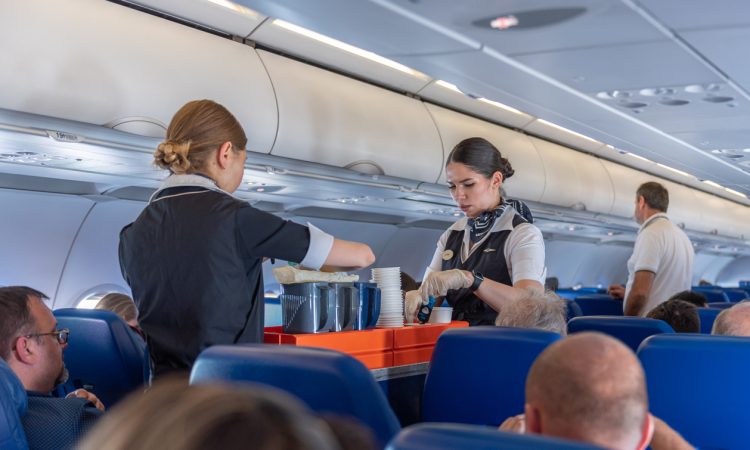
0;286;105;449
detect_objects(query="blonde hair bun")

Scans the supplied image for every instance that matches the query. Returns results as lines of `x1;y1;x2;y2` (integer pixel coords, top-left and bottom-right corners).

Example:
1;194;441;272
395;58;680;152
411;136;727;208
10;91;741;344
154;140;192;174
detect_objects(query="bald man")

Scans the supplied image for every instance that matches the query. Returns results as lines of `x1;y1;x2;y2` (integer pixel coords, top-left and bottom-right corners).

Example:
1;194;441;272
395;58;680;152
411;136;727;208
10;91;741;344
712;301;750;336
501;333;692;450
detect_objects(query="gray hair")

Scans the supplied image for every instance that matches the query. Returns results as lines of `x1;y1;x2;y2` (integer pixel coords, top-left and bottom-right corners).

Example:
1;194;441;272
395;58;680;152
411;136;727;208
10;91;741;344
712;301;750;336
495;290;568;336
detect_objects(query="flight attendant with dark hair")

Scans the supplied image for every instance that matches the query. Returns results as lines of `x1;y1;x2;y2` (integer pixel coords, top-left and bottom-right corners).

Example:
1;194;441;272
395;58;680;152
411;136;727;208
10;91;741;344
406;137;546;325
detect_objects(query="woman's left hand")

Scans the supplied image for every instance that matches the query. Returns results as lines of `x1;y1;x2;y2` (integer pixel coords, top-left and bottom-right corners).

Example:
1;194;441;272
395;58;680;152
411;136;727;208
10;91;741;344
420;269;472;298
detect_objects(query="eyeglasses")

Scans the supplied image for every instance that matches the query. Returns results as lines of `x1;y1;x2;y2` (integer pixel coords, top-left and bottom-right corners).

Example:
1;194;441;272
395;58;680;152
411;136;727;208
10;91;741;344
25;328;70;345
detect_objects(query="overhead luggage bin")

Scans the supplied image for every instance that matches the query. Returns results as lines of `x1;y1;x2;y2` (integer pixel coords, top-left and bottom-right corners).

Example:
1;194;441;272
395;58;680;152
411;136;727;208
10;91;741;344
693;189;744;238
600;159;655;219
529;137;614;214
260;50;443;183
0;0;278;152
424;104;544;202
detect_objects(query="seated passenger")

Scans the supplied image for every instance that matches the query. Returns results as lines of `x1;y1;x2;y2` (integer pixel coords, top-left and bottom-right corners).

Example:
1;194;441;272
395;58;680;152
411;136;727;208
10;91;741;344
0;286;105;450
78;378;373;450
95;292;144;338
495;291;567;335
712;301;750;336
667;290;707;308
500;333;693;450
646;299;700;333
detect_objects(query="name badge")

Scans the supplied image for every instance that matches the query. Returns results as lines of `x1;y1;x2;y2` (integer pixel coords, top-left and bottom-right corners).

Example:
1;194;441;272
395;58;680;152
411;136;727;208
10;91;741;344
442;250;454;261
483;248;497;253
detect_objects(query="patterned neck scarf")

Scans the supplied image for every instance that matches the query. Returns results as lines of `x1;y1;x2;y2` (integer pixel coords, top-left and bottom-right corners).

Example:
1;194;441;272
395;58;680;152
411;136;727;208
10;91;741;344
468;199;534;243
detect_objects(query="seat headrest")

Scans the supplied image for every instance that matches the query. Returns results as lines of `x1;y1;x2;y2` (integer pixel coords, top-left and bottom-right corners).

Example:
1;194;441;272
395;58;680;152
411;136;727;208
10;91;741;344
0;358;26;416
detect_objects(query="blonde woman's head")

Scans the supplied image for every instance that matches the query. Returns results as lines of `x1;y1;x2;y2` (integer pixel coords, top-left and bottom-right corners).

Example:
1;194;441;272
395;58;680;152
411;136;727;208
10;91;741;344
95;293;138;327
78;379;342;450
154;100;248;192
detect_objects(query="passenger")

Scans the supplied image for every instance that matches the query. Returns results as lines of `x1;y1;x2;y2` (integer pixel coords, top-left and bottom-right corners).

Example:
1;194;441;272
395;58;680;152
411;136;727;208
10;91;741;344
95;292;144;339
0;286;105;450
646;299;700;333
712;301;750;336
667;290;707;308
495;291;568;335
405;137;546;325
119;100;375;378
78;378;355;450
500;333;693;450
607;182;694;316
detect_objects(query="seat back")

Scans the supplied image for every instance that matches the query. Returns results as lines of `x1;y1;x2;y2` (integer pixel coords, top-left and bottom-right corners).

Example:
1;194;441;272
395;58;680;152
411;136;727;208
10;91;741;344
190;344;400;448
638;334;750;449
554;288;604;300
53;309;146;407
0;358;28;450
691;288;730;303
568;316;673;352
707;302;733;310
565;299;583;321
696;308;721;334
573;294;624;316
422;327;560;426
723;288;749;302
387;423;603;450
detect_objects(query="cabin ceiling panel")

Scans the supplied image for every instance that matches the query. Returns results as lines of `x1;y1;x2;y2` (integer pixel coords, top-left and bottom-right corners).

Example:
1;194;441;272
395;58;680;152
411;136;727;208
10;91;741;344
237;0;477;55
638;0;750;30
511;41;720;93
678;27;750;96
379;0;664;55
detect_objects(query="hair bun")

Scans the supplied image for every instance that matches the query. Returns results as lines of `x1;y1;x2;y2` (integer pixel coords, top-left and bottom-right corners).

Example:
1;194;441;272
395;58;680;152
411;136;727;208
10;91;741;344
500;156;515;180
154;140;192;174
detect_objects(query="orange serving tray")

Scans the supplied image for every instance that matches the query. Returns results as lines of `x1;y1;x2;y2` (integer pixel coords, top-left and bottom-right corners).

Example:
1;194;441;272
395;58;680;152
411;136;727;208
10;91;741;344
392;321;469;366
264;326;394;369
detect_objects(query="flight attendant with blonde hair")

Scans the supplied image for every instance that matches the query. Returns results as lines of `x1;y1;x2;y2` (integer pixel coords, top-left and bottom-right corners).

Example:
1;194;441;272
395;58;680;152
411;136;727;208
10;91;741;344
119;99;375;378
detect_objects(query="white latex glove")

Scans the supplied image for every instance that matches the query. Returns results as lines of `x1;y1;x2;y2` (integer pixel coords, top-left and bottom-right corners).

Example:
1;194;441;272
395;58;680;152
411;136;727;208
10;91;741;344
404;290;426;323
419;269;472;299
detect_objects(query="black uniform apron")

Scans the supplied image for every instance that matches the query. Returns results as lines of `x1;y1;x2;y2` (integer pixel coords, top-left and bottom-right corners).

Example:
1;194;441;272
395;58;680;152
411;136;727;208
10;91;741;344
441;213;527;325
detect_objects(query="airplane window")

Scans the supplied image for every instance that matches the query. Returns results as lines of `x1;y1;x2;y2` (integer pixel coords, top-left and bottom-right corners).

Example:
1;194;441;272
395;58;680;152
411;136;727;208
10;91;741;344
75;284;130;309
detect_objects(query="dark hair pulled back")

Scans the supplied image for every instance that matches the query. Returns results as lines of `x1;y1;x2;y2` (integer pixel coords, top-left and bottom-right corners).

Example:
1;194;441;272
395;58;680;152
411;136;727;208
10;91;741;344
446;137;514;181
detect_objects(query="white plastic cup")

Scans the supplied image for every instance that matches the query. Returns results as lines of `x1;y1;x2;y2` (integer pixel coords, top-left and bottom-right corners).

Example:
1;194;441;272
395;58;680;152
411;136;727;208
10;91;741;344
428;307;453;324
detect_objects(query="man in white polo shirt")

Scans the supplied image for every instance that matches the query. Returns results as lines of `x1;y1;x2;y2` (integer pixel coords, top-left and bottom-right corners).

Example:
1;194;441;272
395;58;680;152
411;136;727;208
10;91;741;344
608;182;694;316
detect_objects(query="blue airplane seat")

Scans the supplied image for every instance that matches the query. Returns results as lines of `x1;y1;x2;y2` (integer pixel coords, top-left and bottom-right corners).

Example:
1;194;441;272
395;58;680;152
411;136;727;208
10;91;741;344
696;308;721;334
555;287;604;300
568;316;673;352
422;327;561;426
0;358;28;450
53;308;147;407
707;302;733;310
638;334;750;449
566;299;583;321
573;294;624;316
386;423;603;450
691;288;729;303
723;288;749;302
190;344;400;449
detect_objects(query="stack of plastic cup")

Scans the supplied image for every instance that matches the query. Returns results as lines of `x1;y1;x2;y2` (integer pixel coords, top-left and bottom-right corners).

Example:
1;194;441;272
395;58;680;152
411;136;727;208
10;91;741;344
372;267;404;328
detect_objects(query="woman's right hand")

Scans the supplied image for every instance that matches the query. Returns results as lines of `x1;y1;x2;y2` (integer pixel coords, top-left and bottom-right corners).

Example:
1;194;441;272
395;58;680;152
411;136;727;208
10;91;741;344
420;269;473;298
404;290;425;323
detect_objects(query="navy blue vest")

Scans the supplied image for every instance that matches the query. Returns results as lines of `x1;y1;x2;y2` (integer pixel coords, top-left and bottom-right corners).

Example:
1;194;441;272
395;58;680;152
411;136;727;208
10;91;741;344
441;213;527;325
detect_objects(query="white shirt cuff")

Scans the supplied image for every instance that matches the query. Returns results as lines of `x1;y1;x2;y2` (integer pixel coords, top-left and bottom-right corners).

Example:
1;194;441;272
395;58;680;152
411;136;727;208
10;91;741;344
299;223;334;270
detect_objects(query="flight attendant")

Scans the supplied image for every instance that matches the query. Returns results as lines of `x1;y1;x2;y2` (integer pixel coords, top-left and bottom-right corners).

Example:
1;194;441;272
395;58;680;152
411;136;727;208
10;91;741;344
406;137;546;325
119;100;375;378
